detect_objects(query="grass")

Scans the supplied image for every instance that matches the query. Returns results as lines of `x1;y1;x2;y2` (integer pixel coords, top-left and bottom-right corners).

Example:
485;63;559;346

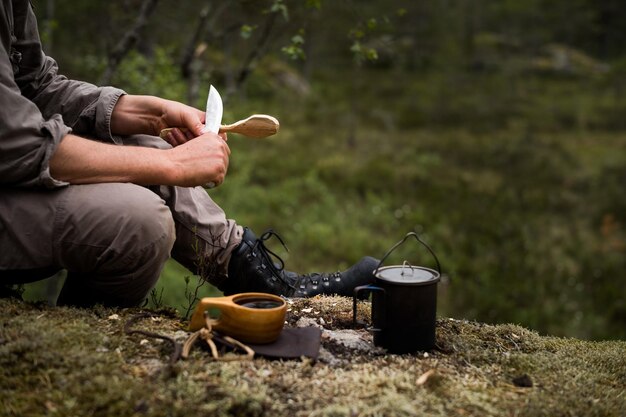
1;295;624;417
21;119;626;340
20;67;626;341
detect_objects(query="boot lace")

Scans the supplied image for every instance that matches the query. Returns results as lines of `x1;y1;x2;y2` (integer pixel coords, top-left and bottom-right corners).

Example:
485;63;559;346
250;230;294;283
252;230;342;293
253;230;288;268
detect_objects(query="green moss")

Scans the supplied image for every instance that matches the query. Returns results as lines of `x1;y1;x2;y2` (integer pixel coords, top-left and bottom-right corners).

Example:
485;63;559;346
1;297;624;417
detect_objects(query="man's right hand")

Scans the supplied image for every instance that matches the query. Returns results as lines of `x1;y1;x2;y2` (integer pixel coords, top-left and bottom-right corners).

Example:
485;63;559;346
49;132;230;188
165;132;231;187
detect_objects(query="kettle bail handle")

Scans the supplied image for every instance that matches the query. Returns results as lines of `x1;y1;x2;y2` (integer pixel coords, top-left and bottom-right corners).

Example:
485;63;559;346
374;232;442;276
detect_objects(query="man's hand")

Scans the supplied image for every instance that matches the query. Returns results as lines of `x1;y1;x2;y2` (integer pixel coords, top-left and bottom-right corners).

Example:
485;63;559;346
49;132;230;188
111;94;230;147
157;99;206;147
165;132;230;187
111;95;205;142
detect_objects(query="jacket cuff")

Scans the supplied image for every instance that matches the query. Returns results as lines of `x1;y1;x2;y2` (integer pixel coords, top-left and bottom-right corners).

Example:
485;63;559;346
94;87;126;144
39;114;72;189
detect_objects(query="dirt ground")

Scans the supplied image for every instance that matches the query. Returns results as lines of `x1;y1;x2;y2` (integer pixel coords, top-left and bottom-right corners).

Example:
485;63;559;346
1;295;625;417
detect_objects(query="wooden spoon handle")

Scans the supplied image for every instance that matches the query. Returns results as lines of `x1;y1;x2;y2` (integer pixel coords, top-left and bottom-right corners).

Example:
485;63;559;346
159;114;279;140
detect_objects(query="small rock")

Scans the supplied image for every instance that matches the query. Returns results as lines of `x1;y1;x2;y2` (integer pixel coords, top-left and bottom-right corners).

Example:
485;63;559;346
317;347;343;366
296;317;322;329
107;314;120;320
132;358;165;377
512;374;533;387
301;308;313;313
170;330;190;343
324;329;373;353
134;400;149;414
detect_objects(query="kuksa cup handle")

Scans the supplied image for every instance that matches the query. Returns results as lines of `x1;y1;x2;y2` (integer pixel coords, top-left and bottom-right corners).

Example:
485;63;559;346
188;296;235;331
353;284;386;333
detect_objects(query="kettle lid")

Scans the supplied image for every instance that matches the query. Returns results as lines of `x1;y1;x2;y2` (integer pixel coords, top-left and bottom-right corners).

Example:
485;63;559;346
375;264;440;285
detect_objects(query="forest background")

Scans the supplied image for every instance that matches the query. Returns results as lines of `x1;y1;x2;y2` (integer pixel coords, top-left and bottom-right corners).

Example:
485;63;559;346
24;0;625;341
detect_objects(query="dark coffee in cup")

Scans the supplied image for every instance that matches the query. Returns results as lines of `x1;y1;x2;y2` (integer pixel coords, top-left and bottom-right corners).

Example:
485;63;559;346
237;299;283;309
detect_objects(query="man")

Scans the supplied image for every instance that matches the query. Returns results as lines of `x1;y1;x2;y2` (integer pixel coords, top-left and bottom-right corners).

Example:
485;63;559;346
0;1;377;307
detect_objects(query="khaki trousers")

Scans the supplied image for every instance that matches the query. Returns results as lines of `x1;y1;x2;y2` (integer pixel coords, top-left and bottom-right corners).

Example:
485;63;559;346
0;135;243;306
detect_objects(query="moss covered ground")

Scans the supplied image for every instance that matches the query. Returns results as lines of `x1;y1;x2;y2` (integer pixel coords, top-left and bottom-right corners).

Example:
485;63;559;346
1;295;624;417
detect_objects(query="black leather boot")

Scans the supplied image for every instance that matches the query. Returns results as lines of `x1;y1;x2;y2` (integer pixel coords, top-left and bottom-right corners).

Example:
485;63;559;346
224;228;378;297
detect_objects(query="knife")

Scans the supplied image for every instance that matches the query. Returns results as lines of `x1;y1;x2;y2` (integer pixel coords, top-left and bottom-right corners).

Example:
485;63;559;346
159;86;279;139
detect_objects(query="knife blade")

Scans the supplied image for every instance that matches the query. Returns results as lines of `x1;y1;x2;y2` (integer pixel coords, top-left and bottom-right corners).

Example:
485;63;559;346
202;85;223;134
201;85;223;189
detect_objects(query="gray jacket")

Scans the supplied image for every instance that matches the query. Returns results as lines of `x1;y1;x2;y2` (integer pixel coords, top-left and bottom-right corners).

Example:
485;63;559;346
0;0;125;188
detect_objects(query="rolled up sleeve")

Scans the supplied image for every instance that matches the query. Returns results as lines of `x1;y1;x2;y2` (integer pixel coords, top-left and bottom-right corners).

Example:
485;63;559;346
22;56;126;144
0;0;126;189
12;0;126;143
0;42;70;188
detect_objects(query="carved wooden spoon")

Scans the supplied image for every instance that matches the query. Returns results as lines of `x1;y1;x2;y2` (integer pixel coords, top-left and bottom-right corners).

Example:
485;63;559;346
159;114;279;139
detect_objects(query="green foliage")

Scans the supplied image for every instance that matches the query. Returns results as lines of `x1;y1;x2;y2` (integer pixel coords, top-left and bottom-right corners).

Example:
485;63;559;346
111;47;187;100
198;66;625;340
270;0;289;20
23;0;626;341
240;24;257;40
305;0;322;10
281;32;306;60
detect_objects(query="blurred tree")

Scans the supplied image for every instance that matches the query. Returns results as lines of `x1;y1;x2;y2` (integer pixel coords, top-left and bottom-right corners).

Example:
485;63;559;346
99;0;160;85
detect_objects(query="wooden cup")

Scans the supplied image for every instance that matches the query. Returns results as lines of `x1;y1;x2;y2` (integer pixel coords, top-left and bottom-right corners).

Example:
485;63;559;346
188;293;287;344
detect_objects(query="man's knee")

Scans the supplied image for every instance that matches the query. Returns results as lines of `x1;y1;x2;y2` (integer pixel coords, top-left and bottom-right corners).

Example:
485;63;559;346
58;183;175;274
112;184;176;260
56;183;176;307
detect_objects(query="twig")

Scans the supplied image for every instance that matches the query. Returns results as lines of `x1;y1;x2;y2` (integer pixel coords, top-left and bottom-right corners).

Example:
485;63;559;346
181;228;224;320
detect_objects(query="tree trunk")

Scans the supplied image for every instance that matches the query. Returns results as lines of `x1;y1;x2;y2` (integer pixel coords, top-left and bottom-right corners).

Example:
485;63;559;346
234;11;279;91
180;5;211;80
179;2;230;105
99;0;160;85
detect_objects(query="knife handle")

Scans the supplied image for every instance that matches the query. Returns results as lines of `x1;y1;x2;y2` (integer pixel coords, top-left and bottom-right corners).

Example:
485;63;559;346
159;127;189;140
159;114;279;140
